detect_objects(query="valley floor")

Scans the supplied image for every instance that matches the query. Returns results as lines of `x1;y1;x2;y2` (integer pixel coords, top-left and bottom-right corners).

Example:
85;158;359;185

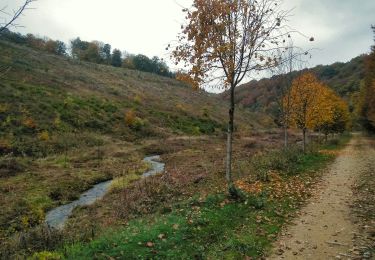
2;132;374;259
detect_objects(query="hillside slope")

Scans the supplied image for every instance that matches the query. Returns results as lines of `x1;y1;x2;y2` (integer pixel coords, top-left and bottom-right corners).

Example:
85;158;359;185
0;40;271;157
222;55;366;116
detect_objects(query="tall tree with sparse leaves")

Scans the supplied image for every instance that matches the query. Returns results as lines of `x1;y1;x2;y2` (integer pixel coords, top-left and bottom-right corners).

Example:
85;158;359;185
172;0;300;192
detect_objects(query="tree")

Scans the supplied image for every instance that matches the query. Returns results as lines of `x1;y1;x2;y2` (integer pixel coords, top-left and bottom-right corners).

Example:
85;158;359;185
362;26;375;130
172;0;295;190
122;53;136;70
101;43;111;64
111;49;122;67
285;72;336;152
133;54;153;72
0;0;36;34
26;33;45;50
55;40;67;56
44;39;66;55
83;42;102;63
272;41;309;148
314;88;349;139
70;37;89;59
44;39;57;53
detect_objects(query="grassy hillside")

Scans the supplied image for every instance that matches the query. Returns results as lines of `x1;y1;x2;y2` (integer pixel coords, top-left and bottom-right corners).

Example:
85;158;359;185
0;40;271;158
0;40;274;250
223;55;366;116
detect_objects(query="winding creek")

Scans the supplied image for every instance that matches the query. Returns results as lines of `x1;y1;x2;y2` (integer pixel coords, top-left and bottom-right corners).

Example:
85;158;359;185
45;155;165;229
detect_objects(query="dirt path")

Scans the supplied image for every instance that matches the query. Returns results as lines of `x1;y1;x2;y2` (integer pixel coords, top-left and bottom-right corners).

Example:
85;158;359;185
268;135;374;259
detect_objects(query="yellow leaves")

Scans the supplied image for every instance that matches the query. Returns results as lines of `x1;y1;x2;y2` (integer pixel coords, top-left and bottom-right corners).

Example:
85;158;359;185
54;115;61;128
173;0;289;89
124;110;136;127
176;72;200;90
38;130;50;141
285;72;349;133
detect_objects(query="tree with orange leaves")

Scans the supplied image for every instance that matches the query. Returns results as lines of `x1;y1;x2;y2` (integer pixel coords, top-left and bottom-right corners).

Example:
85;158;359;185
314;88;350;139
285;72;349;151
172;0;305;192
285;73;327;152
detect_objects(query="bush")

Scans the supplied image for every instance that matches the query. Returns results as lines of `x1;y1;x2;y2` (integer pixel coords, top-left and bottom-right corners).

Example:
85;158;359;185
0;155;26;177
0;138;12;154
125;110;136;126
249;146;306;181
0;226;64;259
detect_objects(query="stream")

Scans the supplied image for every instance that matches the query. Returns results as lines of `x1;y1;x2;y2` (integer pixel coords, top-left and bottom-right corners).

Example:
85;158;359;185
45;155;165;229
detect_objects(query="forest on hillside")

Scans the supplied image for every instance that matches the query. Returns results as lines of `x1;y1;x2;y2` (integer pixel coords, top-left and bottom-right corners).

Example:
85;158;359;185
0;29;175;78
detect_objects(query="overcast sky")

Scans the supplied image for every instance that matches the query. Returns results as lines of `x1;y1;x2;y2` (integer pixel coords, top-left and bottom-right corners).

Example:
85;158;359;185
3;0;375;83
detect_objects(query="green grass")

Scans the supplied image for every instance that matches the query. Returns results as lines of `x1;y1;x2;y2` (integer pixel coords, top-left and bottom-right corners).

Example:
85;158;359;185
247;146;334;181
51;143;339;259
57;194;287;259
320;132;352;150
149;110;224;135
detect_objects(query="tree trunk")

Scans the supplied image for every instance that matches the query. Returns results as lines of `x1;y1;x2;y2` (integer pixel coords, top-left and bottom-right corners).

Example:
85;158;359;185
302;128;306;153
284;126;288;149
226;85;235;187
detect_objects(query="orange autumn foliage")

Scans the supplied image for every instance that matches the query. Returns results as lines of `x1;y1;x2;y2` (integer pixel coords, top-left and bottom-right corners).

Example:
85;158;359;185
124;110;136;127
284;72;349;134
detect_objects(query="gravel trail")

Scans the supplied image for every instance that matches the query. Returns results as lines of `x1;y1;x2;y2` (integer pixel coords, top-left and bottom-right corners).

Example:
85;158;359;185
268;135;374;259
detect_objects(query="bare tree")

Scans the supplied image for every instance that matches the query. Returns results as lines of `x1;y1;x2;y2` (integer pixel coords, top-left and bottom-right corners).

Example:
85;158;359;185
0;0;36;34
271;41;311;148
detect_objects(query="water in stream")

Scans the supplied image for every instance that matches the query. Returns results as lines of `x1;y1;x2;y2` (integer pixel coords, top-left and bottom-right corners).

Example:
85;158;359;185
45;155;165;229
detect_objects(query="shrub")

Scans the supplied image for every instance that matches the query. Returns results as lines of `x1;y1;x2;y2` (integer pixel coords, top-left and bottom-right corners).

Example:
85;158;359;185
125;110;136;127
133;117;145;131
249;146;305;181
133;95;142;105
0;155;26;177
0;226;64;259
38;130;50;141
23;118;37;129
0;138;12;154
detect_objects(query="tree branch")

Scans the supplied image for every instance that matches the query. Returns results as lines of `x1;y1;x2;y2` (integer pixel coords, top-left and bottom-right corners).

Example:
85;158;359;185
0;0;36;34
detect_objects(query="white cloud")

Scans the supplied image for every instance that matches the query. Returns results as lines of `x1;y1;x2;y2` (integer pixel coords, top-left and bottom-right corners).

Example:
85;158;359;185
3;0;374;78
